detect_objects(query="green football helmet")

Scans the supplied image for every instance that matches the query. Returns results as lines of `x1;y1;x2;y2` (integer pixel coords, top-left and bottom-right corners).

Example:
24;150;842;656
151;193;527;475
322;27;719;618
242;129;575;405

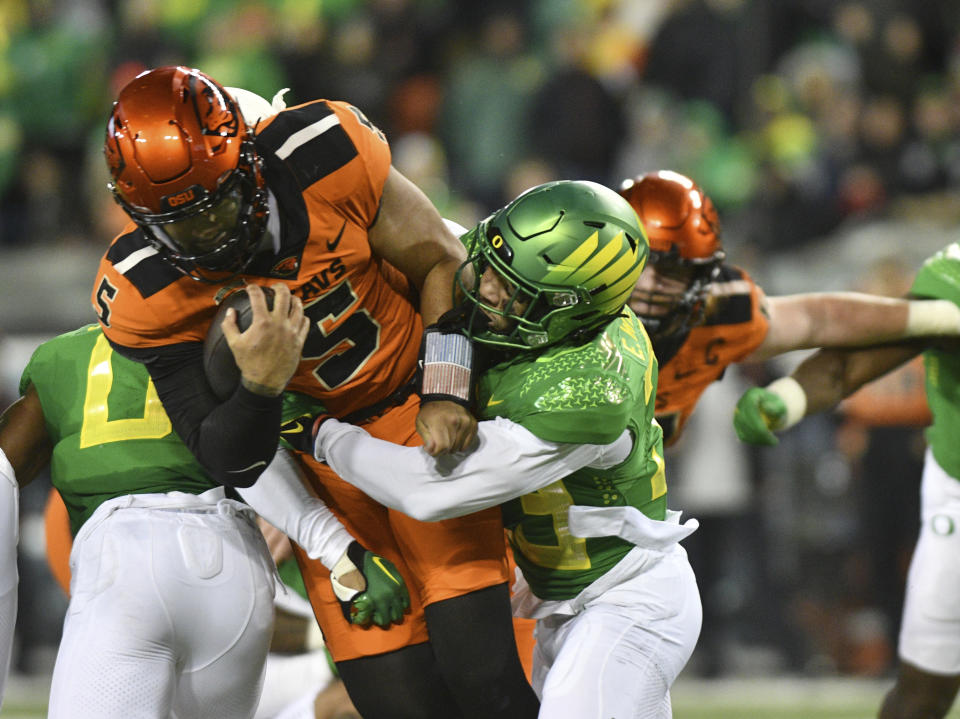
455;180;649;349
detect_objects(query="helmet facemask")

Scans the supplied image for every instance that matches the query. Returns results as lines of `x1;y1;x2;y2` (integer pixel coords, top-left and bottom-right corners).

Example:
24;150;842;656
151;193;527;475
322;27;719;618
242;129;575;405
110;141;267;282
619;170;725;344
455;228;595;349
631;246;723;342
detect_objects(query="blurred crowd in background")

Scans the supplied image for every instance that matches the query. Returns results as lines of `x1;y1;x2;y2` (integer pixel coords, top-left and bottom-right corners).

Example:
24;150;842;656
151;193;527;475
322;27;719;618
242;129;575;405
2;0;960;684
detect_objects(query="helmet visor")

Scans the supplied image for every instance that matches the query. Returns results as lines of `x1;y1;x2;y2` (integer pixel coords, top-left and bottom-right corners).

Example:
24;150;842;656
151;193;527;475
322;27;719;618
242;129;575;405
152;183;244;257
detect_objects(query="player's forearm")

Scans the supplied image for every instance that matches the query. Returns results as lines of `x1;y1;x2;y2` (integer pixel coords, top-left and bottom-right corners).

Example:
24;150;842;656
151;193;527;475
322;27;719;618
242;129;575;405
316;417;632;521
789;349;855;417
760;294;960;359
183;385;282;488
238;448;353;569
775;343;926;422
132;342;282;488
808;295;960;344
419;256;464;325
318;422;507;520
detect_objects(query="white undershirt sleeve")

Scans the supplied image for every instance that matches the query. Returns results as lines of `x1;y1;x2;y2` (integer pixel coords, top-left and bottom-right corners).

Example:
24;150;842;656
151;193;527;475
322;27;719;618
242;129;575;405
0;448;19;706
315;416;633;521
237;448;353;569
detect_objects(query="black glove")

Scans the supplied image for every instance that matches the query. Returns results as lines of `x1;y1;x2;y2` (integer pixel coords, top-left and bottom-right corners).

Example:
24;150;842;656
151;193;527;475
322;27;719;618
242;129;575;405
278;412;333;456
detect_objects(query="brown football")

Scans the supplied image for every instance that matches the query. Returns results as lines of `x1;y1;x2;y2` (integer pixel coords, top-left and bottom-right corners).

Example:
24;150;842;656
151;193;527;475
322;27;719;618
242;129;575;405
203;286;275;400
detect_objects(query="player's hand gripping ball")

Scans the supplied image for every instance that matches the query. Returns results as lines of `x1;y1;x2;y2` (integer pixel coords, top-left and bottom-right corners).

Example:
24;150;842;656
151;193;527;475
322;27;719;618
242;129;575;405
203;286;275;400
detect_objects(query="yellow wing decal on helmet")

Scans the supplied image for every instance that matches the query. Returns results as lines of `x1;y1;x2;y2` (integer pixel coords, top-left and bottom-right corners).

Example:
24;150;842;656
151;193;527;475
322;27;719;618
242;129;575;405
541;230;600;282
593;245;641;304
561;231;624;286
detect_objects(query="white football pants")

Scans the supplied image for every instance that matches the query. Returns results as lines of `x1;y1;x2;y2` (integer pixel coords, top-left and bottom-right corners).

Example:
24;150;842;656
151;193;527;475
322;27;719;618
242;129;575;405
47;489;276;719
899;448;960;674
530;544;702;719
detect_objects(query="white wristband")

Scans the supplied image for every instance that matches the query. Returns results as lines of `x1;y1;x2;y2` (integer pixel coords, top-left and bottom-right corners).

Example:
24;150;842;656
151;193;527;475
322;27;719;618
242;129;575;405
765;376;808;431
330;546;360;602
905;299;960;336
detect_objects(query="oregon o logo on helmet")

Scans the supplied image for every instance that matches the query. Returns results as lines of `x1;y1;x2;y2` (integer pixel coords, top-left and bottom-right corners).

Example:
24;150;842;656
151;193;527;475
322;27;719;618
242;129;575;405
491;234;504;249
931;514;955;536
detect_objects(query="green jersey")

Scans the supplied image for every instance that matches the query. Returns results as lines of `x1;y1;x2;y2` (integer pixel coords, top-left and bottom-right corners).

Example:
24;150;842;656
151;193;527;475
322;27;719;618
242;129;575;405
476;310;666;600
20;325;217;534
911;243;960;479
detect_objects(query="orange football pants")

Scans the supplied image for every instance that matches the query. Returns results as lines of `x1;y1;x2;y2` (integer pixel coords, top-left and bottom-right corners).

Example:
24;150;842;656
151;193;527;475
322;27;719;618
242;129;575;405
44;489;72;597
293;392;516;662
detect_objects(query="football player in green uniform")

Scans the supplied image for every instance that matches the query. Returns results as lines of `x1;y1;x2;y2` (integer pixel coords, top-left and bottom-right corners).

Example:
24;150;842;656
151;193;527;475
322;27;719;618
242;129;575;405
733;243;960;719
0;324;408;718
285;180;702;718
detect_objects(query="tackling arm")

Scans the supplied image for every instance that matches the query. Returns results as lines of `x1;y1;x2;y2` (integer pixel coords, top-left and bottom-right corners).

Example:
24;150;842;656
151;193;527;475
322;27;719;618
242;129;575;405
313;416;633;521
238;448;353;569
239;448;410;627
734;341;930;445
751;293;960;361
368;166;477;455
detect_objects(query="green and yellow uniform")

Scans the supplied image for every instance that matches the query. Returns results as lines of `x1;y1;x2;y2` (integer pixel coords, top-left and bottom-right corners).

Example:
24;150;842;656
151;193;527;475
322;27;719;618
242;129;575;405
476;310;665;600
911;243;960;480
20;325;215;534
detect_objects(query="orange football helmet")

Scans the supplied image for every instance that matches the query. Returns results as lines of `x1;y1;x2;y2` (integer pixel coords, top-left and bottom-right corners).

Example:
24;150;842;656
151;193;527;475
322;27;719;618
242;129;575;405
104;66;268;281
619;170;725;341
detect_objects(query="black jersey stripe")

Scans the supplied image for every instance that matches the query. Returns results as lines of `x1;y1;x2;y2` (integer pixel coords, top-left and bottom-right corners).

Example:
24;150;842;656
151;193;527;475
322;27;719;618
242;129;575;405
702;264;754;326
106;229;182;298
703;294;752;326
256;102;358;191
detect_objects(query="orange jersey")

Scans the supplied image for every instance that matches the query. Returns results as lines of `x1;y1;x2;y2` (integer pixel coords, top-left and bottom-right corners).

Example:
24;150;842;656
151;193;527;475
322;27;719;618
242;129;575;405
841;355;931;427
654;264;769;444
91;100;421;416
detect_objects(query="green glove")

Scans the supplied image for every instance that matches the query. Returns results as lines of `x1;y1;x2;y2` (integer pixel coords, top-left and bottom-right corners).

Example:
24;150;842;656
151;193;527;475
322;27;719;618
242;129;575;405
733;387;787;446
331;542;411;628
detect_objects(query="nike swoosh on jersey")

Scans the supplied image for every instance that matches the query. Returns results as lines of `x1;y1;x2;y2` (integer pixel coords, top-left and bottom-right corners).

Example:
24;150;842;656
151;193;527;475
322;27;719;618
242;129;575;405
486;397;505;407
372;556;401;585
227;460;268;473
327;220;347;252
280;422;304;434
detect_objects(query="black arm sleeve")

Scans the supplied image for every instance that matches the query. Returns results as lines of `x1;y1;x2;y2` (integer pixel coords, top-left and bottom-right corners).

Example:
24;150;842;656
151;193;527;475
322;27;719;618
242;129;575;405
110;339;281;488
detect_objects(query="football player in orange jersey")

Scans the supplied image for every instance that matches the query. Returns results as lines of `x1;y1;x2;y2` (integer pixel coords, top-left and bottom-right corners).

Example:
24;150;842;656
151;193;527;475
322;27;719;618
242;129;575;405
619;170;960;447
618;169;960;676
92;66;537;719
